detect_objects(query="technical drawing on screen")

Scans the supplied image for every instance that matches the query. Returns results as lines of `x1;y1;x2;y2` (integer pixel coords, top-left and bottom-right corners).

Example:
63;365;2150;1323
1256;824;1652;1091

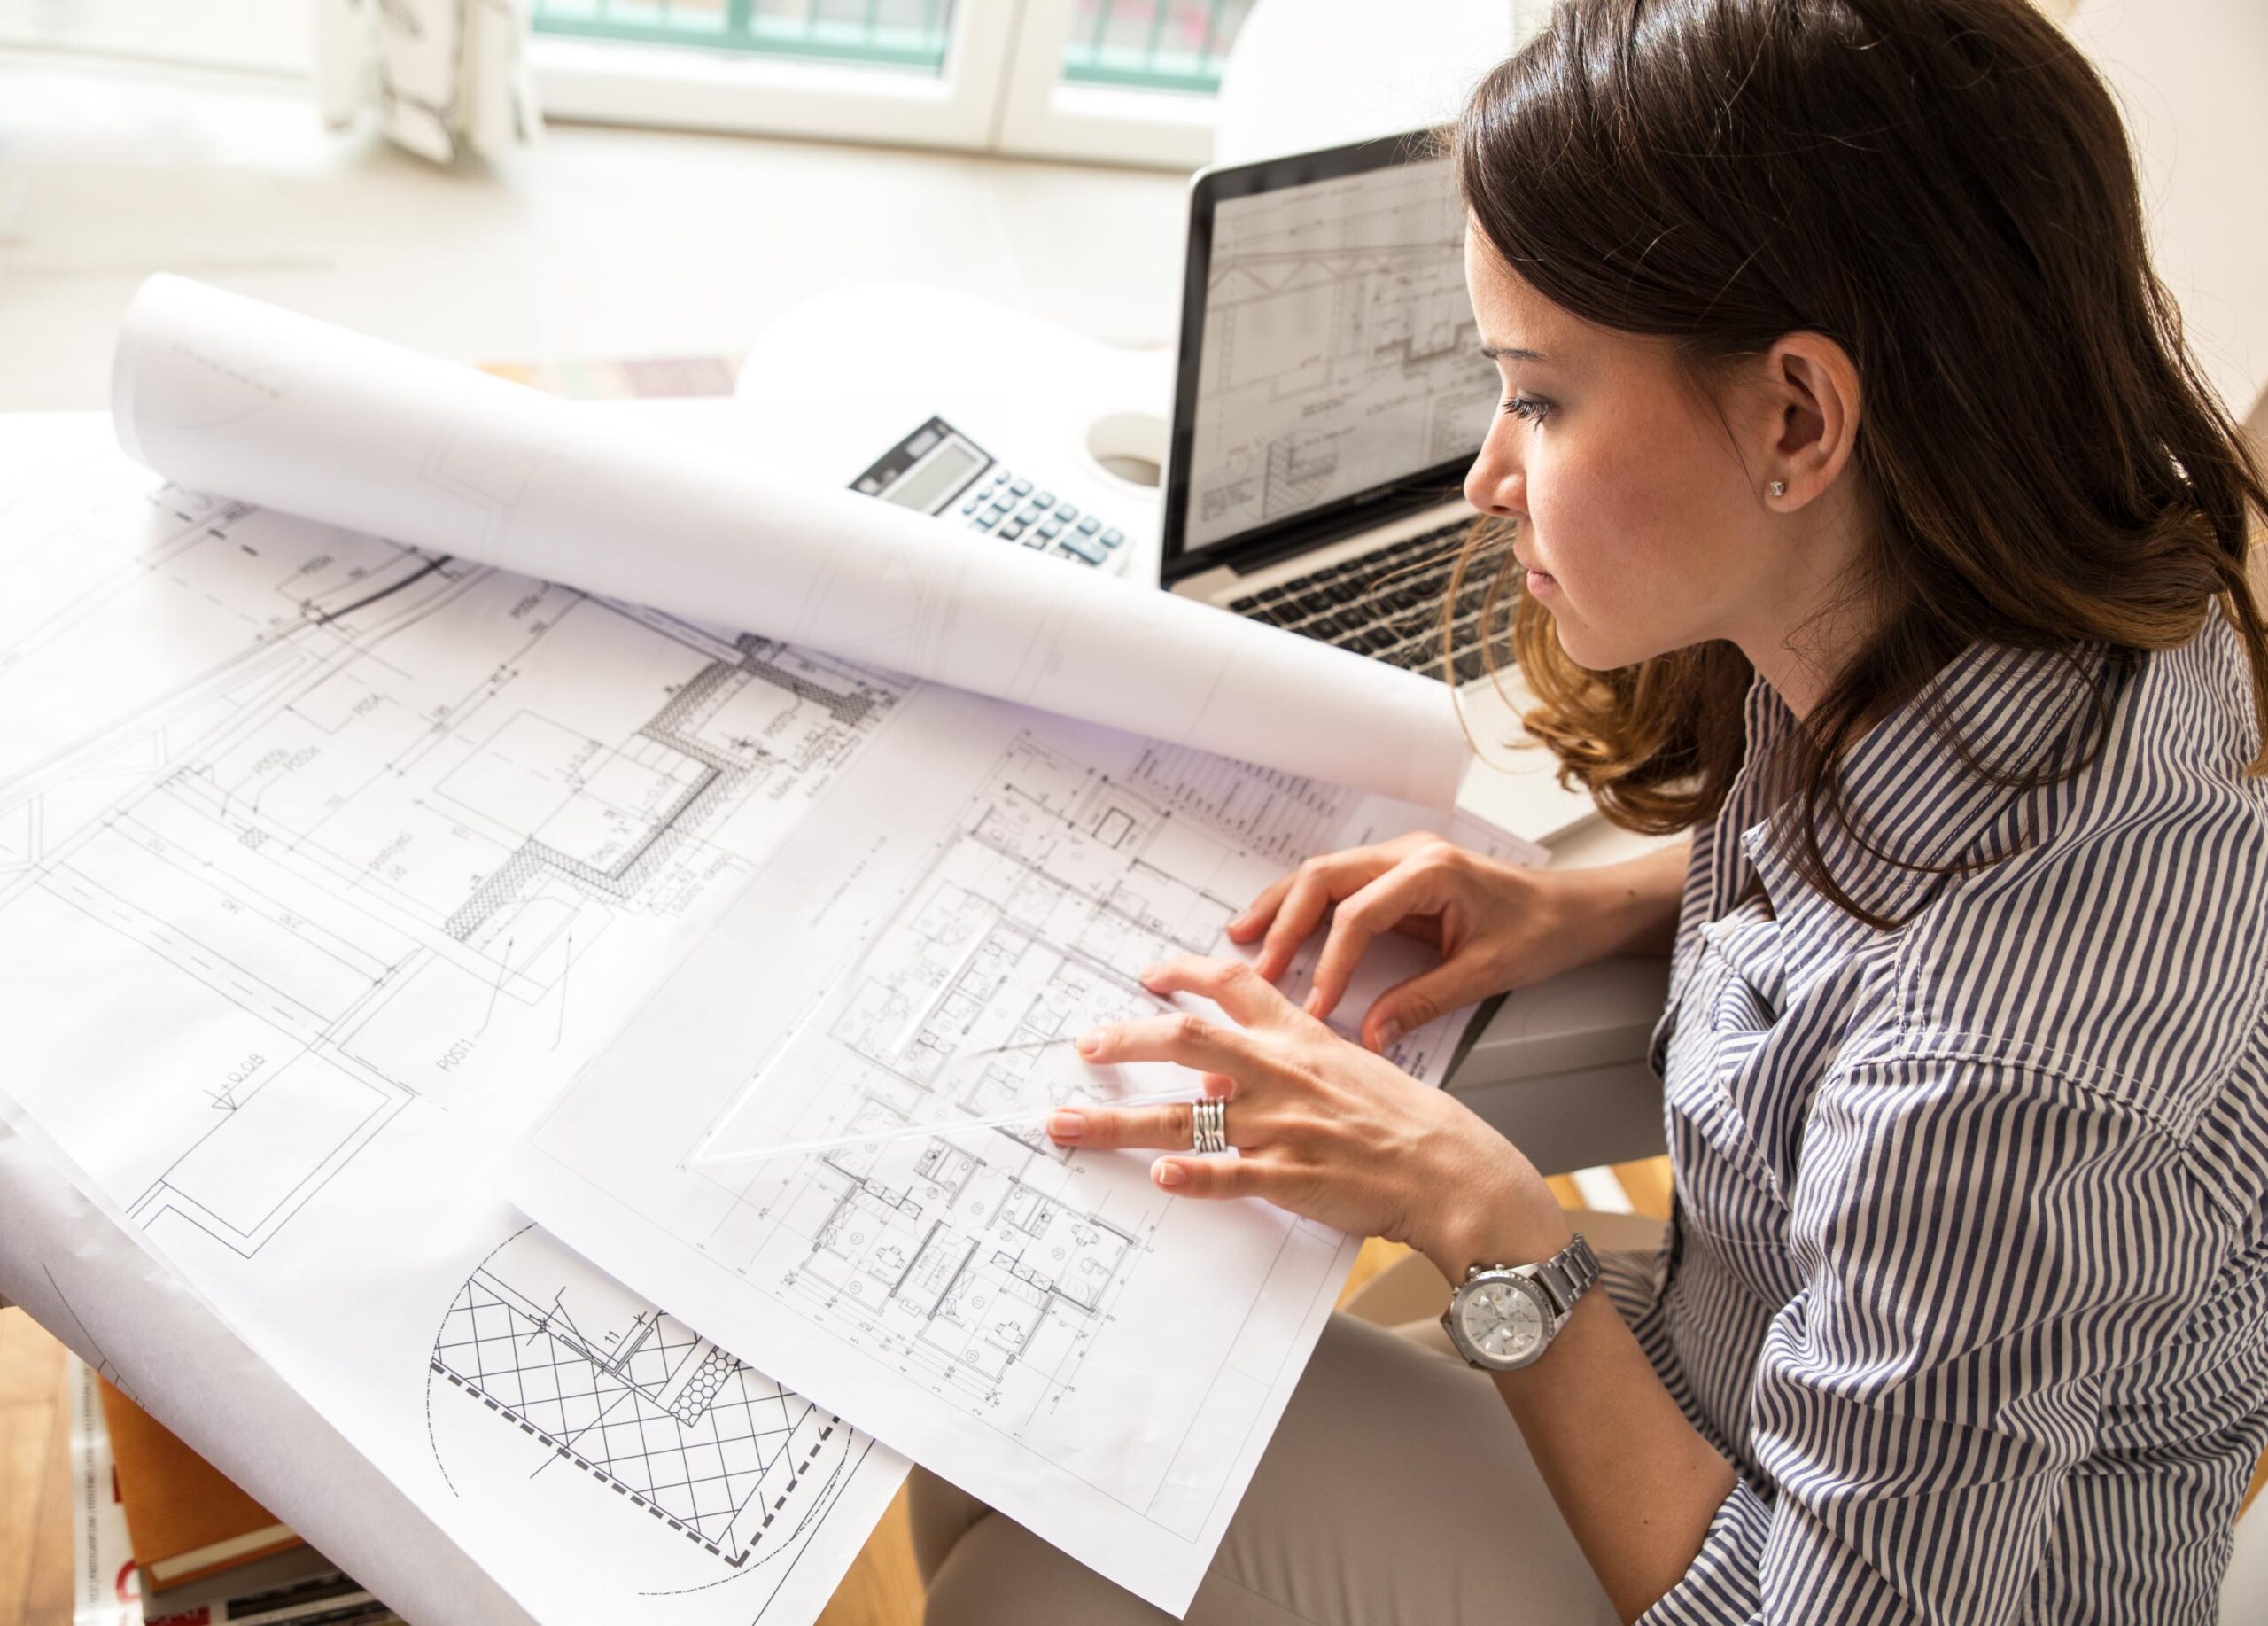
1184;156;1501;551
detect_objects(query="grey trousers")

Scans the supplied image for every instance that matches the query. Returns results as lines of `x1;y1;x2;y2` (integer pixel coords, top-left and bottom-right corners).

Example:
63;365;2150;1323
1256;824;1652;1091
910;1311;1621;1626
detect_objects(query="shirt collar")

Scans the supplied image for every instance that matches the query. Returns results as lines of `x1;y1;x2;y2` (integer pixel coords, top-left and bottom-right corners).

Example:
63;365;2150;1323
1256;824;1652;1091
1719;635;2117;998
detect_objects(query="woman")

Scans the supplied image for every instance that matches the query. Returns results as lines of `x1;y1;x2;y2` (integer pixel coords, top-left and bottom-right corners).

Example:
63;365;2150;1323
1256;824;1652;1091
913;0;2268;1619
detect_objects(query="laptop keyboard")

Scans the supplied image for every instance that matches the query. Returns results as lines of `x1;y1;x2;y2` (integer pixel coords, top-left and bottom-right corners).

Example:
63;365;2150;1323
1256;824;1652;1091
1225;519;1502;683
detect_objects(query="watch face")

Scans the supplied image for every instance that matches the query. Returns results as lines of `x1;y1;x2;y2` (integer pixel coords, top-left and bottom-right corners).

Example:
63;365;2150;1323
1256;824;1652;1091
1456;1276;1547;1366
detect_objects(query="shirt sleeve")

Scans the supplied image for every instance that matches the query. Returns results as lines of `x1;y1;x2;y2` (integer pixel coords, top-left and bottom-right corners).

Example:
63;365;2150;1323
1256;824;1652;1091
1635;1051;2225;1626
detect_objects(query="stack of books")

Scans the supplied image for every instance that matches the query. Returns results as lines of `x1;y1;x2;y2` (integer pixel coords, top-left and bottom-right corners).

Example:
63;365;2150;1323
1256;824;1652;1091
96;1379;400;1626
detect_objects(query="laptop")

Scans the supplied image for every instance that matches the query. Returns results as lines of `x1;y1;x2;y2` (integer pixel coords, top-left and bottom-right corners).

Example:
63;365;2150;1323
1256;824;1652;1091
1161;130;1506;685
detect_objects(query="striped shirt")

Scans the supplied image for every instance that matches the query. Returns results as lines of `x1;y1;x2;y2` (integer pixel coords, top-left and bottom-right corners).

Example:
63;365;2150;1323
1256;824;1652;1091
1606;609;2268;1623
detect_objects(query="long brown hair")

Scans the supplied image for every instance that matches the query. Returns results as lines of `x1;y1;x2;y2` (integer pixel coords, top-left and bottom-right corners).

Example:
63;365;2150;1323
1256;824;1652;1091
1445;0;2268;929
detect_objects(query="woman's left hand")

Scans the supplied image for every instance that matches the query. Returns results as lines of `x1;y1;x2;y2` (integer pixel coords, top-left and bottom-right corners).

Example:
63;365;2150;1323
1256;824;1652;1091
1047;954;1571;1278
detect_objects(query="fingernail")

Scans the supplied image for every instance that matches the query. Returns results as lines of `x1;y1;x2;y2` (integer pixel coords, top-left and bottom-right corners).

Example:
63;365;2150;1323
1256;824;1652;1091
1076;1030;1103;1056
1376;1020;1402;1050
1153;1160;1186;1188
1138;964;1166;986
1047;1109;1085;1141
1303;990;1325;1016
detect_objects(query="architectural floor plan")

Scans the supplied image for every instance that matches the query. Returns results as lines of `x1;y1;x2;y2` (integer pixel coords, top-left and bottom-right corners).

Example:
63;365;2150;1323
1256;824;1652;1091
0;420;908;1626
704;732;1302;1158
508;691;1541;1614
430;1225;882;1606
0;400;1543;1622
3;434;896;1261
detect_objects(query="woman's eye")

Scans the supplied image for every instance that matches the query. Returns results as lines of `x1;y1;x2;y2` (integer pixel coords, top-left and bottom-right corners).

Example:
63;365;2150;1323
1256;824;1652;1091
1500;394;1551;424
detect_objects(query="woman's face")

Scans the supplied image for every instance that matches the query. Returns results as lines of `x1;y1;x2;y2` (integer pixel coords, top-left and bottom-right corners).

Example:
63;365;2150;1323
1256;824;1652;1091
1461;227;1849;689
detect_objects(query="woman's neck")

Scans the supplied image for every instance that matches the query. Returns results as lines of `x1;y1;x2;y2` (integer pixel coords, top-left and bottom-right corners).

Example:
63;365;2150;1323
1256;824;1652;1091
1732;489;1884;726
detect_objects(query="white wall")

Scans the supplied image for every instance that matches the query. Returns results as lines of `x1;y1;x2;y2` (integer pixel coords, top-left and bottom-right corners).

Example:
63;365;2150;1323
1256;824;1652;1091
0;0;307;74
2063;0;2268;423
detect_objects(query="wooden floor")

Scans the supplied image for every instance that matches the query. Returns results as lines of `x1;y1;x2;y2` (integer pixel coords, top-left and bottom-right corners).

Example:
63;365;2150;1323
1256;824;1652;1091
0;1309;72;1626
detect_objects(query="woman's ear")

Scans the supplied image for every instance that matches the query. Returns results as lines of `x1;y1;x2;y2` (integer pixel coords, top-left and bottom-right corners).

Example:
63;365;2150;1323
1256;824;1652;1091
1759;332;1861;509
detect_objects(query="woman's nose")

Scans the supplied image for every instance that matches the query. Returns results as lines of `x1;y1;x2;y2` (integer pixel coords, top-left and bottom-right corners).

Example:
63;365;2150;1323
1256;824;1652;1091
1464;432;1525;519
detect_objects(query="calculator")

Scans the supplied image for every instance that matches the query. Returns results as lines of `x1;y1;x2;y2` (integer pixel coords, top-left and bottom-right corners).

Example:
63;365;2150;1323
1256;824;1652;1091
848;416;1130;572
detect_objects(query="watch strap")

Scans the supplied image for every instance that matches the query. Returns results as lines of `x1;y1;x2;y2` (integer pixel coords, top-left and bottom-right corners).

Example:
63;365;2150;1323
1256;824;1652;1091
1530;1233;1600;1320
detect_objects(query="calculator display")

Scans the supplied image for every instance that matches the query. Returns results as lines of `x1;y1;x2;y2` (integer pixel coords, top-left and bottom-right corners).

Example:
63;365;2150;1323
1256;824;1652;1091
885;441;985;513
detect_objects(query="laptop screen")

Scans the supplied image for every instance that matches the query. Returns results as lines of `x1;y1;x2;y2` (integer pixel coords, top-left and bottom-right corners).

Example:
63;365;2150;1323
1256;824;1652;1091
1164;135;1500;576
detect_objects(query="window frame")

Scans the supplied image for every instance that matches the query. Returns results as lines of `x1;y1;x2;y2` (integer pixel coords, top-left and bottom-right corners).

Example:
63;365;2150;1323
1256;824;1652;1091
529;1;1024;152
530;0;1220;168
993;0;1218;168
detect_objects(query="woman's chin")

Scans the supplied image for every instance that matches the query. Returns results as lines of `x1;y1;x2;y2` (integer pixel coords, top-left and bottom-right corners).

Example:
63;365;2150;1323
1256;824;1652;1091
1551;608;1642;675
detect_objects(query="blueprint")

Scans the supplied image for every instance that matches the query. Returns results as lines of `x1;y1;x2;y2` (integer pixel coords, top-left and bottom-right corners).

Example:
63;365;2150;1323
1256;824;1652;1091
0;277;1520;1621
1184;155;1502;551
696;731;1471;1161
112;274;1471;810
428;1227;874;1588
0;416;907;1626
504;687;1548;1614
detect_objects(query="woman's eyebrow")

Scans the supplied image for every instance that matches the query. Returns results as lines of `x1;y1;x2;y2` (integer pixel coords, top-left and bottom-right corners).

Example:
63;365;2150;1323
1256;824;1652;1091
1480;344;1548;362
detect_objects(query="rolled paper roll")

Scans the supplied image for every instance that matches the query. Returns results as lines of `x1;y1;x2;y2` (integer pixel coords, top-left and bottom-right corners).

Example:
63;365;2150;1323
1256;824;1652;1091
111;274;1472;811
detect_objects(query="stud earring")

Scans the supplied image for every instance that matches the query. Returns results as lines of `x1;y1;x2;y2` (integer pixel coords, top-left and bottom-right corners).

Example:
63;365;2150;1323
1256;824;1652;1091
1767;480;1787;498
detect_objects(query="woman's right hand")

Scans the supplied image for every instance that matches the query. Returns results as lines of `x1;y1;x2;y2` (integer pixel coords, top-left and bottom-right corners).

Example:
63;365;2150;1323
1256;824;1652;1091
1228;832;1614;1052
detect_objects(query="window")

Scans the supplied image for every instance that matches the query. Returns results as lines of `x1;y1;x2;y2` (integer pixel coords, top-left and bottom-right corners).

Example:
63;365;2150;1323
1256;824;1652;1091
531;0;958;74
0;0;1258;168
1060;0;1250;94
528;0;1259;166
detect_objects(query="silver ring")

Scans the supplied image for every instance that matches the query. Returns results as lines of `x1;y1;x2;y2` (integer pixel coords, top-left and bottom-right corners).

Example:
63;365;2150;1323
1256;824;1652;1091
1190;1098;1228;1155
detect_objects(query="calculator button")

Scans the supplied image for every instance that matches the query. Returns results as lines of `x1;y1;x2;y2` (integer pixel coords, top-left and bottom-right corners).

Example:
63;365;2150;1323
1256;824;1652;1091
1058;532;1107;564
1100;529;1125;548
1076;516;1101;535
972;514;998;531
1039;520;1064;539
1021;532;1050;548
1015;503;1043;524
961;497;982;514
1034;490;1055;508
1001;521;1025;541
1010;478;1033;496
1054;502;1079;520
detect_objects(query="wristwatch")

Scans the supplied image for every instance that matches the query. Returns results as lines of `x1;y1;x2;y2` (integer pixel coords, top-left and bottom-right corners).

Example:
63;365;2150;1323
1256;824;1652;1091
1441;1233;1600;1372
